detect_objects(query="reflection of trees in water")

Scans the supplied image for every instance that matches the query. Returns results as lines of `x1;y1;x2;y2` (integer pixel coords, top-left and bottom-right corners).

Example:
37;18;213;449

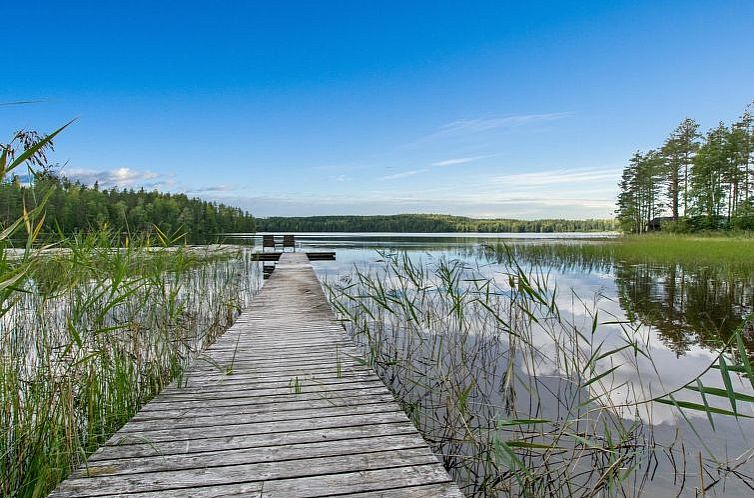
481;243;754;355
614;262;752;355
615;263;752;354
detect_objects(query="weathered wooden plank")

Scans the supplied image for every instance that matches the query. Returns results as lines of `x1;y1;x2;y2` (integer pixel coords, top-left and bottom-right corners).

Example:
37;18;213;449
73;434;430;478
123;465;459;498
127;395;398;423
52;449;441;497
102;411;410;445
118;403;402;433
89;423;419;461
342;482;467;497
154;377;387;400
159;370;378;394
144;382;391;404
135;387;393;412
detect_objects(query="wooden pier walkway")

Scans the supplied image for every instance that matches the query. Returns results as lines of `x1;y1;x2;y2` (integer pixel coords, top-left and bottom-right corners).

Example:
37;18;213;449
50;253;463;497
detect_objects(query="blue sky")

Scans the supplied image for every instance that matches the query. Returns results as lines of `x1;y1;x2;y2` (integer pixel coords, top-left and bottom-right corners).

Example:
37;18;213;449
2;1;753;219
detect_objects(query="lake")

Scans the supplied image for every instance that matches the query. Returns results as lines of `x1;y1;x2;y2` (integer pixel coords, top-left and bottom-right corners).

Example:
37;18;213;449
226;232;754;497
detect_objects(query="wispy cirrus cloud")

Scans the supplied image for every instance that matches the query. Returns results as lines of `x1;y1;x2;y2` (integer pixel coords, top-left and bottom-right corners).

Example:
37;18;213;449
186;185;234;193
381;156;485;181
401;112;573;149
439;112;572;135
431;156;481;167
494;167;620;187
380;168;429;181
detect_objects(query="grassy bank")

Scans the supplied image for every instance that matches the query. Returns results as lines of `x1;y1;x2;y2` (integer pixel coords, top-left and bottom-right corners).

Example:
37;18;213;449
490;233;754;276
0;232;260;497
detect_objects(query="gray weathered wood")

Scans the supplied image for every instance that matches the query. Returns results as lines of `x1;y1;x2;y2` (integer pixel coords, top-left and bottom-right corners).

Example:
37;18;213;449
49;253;463;497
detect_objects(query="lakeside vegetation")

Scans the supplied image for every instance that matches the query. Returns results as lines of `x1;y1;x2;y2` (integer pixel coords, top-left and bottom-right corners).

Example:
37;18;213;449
617;102;754;233
488;235;754;356
1;131;256;241
326;251;754;496
1;128;261;497
501;233;754;274
256;214;617;233
0;174;256;241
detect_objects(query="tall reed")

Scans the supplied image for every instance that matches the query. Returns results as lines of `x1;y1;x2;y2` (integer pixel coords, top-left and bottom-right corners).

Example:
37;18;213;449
0;231;261;497
326;251;754;497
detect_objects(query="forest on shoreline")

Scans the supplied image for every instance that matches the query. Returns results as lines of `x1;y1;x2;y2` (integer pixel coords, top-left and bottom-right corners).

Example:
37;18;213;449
256;214;616;233
617;102;754;233
0;175;256;241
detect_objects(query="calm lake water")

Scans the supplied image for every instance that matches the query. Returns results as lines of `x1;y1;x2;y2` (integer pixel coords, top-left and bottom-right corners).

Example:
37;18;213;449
226;232;754;496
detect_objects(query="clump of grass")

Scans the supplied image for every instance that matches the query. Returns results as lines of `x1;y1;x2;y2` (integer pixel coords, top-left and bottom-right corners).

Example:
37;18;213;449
326;251;754;497
0;228;261;497
491;234;754;277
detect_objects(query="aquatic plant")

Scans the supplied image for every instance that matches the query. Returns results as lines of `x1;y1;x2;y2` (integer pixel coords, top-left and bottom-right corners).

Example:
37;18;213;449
326;251;754;497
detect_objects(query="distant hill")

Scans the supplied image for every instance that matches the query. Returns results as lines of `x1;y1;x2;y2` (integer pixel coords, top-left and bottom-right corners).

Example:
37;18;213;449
256;214;616;233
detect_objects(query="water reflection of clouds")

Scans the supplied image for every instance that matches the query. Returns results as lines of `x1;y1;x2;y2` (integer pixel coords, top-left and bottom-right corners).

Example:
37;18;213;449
307;235;754;493
309;236;754;428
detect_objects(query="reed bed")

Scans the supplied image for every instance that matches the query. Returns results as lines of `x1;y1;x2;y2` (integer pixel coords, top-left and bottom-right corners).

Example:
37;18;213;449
0;231;261;498
325;251;754;497
490;235;754;278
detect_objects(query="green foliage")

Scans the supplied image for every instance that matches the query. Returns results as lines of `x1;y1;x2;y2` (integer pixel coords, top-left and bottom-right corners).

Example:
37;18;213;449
617;102;754;233
257;213;617;233
0;175;256;242
0;125;261;497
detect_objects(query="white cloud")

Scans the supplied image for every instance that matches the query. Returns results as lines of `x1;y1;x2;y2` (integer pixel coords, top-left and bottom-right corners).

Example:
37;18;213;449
438;112;572;136
402;112;573;148
64;167;164;188
431;156;480;167
380;168;429;180
186;185;234;193
494;167;621;187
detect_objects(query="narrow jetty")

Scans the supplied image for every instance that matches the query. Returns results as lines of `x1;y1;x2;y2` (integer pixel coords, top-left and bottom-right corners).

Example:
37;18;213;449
50;253;463;497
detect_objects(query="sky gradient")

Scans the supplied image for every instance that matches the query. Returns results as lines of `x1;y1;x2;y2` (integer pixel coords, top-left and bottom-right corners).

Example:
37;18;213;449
3;1;754;219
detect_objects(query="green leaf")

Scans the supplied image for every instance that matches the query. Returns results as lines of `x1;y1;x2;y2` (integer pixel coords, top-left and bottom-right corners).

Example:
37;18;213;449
582;364;622;388
505;440;561;449
694;379;715;430
498;418;551;427
735;332;754;391
685;384;754;404
655;397;751;418
6;120;74;174
719;355;738;415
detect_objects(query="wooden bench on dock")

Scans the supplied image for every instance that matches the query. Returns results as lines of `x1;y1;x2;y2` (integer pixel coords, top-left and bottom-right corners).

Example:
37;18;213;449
49;252;463;498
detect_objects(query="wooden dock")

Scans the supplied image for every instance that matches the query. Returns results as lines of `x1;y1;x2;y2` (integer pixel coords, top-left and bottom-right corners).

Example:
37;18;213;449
50;253;463;497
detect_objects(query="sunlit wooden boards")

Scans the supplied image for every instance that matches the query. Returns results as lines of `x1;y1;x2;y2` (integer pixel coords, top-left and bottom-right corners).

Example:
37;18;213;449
49;252;463;497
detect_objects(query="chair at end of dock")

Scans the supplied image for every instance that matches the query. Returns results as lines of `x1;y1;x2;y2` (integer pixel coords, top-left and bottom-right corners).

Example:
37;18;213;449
283;234;296;252
262;235;275;252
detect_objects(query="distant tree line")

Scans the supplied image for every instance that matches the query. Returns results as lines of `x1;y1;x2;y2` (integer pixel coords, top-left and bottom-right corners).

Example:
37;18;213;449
0;175;256;241
257;214;616;233
616;102;754;233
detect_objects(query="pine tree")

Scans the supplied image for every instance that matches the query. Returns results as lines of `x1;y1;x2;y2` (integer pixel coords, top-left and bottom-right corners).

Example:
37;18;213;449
673;118;701;217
